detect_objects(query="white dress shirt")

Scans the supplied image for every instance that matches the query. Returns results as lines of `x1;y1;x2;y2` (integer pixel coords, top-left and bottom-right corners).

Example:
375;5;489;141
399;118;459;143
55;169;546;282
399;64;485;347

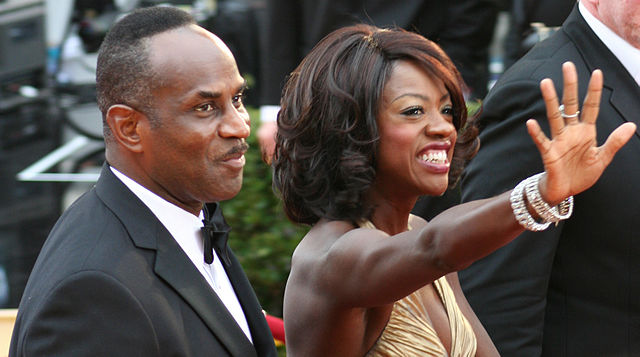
110;167;253;343
579;1;640;87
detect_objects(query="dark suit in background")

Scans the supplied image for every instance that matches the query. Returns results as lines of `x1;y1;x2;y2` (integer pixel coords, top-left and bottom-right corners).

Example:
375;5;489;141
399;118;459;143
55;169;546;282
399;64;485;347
10;166;275;356
459;4;640;356
260;0;499;106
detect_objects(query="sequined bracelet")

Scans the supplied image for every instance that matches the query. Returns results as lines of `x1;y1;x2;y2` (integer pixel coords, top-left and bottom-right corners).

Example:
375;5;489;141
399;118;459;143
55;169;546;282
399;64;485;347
510;176;551;231
524;173;574;222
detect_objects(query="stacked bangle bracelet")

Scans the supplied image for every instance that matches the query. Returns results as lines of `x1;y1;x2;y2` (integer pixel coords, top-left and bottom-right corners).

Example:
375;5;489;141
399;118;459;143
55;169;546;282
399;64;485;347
510;173;574;231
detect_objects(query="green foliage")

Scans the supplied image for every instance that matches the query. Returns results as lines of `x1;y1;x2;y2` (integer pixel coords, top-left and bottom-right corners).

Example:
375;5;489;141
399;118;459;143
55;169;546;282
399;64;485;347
222;107;308;319
466;98;482;118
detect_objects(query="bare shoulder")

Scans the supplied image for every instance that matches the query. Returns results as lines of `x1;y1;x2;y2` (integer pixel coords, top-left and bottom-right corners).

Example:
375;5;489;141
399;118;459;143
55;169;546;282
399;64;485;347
285;220;391;356
293;219;393;260
290;219;357;269
288;219;391;288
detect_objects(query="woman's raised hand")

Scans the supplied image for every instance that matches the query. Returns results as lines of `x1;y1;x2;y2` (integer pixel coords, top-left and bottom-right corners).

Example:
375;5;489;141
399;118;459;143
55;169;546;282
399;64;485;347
526;61;636;205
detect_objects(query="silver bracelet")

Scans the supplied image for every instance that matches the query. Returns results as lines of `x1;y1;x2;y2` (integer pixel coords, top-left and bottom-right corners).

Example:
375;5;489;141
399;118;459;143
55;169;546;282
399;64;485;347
524;173;574;222
510;177;551;231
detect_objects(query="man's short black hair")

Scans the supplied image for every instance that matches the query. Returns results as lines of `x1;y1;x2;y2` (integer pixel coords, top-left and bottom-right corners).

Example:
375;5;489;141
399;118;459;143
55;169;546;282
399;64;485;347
96;6;195;137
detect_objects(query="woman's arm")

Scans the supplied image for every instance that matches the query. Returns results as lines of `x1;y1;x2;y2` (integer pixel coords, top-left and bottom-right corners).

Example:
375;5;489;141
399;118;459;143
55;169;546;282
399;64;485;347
303;62;635;309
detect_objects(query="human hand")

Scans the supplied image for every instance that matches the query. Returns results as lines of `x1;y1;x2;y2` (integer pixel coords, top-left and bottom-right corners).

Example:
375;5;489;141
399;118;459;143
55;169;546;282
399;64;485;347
527;61;636;205
257;121;277;164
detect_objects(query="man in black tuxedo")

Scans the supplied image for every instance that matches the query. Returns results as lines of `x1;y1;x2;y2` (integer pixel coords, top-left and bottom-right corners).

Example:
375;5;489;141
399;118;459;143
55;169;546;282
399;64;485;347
257;0;499;160
459;1;640;356
10;6;277;356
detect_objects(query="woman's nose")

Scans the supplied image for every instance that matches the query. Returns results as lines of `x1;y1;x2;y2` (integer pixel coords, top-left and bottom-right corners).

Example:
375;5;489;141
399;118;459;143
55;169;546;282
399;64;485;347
426;114;456;138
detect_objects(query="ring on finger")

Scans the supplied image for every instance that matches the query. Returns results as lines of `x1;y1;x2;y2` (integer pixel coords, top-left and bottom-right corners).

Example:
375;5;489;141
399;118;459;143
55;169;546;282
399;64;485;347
558;104;580;119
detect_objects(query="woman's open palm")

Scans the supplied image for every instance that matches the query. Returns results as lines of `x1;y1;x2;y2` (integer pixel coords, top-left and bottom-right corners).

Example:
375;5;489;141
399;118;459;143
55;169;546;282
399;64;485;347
526;62;636;205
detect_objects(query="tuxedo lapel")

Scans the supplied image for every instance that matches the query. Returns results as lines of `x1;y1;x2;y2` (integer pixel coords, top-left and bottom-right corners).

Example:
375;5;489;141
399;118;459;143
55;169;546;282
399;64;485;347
604;74;640;139
154;229;258;357
223;252;276;355
563;7;640;136
95;164;258;356
206;202;275;355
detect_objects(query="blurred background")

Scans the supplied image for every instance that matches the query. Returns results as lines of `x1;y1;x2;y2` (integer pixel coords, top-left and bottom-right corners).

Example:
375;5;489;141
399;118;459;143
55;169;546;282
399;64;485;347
0;0;572;335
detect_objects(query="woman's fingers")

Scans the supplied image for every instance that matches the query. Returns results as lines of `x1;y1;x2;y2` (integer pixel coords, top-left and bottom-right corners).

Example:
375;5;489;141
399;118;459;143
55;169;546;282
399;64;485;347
581;69;603;125
540;78;564;137
599;122;636;166
533;64;634;198
539;64;604;138
526;118;550;156
560;62;580;124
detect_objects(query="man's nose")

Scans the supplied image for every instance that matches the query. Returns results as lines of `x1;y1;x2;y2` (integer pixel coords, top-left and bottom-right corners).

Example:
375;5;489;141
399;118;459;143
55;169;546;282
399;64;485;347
220;106;250;139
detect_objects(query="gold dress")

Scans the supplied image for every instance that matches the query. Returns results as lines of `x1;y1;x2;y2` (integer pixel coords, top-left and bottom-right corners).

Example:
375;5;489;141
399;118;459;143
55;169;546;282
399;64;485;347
361;218;477;356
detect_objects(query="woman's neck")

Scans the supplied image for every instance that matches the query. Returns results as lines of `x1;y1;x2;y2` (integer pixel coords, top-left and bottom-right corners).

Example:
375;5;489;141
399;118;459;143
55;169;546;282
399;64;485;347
368;198;417;235
366;178;420;234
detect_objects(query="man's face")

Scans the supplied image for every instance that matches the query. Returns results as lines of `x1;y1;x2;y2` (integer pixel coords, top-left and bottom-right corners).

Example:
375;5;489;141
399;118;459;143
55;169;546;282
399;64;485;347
138;25;250;214
596;0;640;49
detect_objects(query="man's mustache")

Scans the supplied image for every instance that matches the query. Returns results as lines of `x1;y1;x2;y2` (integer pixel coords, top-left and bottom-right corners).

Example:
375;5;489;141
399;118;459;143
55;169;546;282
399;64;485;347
221;141;249;159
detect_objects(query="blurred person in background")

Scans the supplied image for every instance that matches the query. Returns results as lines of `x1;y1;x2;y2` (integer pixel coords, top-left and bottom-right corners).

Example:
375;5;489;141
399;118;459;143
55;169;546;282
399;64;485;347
459;0;640;355
504;0;576;69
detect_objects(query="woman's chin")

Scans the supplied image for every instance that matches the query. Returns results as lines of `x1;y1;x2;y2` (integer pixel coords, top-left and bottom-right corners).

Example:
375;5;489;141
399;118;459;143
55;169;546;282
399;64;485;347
420;182;449;197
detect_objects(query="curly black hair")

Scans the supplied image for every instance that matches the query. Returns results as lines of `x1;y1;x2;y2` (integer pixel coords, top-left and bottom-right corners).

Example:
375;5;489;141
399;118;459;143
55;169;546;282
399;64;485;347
273;24;479;225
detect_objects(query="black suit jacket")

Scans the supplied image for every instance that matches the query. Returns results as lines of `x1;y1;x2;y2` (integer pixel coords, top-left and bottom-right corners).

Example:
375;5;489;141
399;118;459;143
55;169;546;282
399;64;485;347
459;6;640;357
10;164;277;356
259;0;498;105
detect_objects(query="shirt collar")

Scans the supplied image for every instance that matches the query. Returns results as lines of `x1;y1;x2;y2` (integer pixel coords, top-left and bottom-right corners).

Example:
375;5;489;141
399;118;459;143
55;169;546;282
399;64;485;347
110;166;206;265
579;1;640;86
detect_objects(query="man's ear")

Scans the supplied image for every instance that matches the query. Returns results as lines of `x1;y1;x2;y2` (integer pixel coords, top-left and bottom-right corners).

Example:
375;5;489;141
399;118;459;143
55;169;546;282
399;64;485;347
105;104;145;153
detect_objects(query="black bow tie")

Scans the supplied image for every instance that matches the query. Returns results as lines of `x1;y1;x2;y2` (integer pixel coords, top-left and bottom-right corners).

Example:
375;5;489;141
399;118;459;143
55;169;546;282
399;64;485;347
201;203;231;266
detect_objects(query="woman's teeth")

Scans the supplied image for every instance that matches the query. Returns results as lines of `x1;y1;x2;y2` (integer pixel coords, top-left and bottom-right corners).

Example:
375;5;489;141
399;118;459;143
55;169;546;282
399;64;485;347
421;151;448;164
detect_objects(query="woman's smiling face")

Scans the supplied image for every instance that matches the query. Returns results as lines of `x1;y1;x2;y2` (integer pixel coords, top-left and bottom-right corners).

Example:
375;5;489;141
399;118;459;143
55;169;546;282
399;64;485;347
374;59;457;200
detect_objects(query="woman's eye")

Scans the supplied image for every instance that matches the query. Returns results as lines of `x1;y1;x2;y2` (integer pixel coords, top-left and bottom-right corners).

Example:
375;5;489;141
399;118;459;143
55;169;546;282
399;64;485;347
402;106;423;116
442;106;454;116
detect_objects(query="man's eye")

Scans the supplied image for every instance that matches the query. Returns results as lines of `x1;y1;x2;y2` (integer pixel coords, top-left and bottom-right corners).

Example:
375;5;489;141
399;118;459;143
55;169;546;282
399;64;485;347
195;103;215;112
233;93;245;104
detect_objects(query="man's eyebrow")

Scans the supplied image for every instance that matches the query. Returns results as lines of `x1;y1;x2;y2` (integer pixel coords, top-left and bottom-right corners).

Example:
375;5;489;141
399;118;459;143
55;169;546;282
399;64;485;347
237;80;248;93
196;90;221;99
195;81;248;99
